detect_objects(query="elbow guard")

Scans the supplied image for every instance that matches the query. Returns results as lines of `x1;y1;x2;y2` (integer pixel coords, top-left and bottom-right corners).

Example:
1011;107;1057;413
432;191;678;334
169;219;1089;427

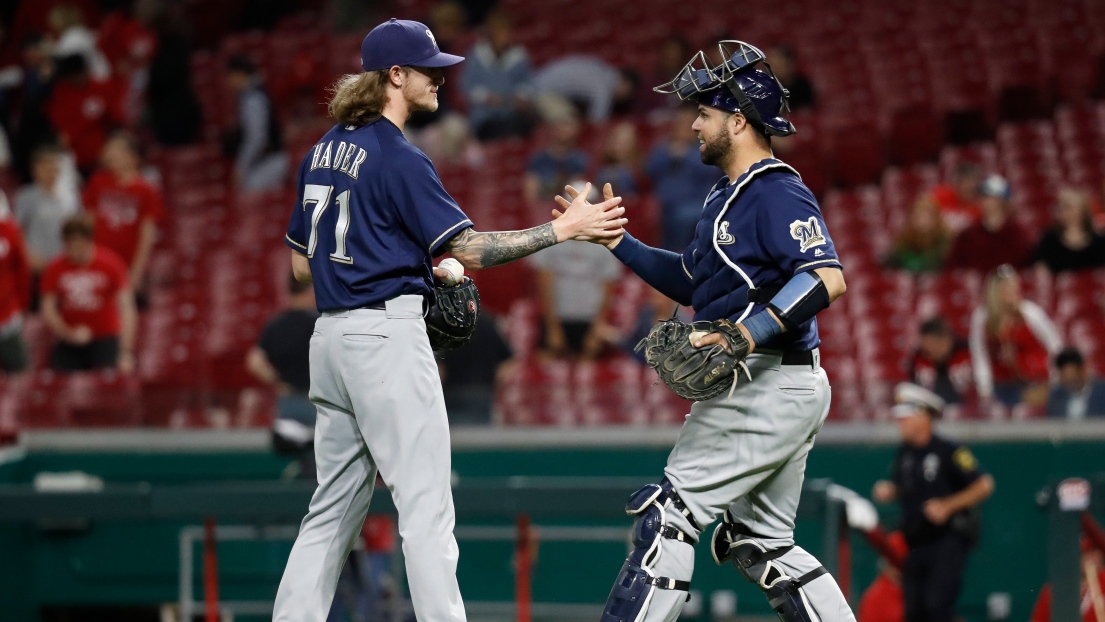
767;271;831;330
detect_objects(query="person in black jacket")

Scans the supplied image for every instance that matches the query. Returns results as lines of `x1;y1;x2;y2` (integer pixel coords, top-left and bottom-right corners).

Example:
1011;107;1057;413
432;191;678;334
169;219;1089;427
1035;187;1105;273
872;383;995;622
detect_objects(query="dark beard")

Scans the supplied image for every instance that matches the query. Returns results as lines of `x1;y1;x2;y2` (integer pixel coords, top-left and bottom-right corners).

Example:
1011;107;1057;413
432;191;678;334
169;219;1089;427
700;130;731;167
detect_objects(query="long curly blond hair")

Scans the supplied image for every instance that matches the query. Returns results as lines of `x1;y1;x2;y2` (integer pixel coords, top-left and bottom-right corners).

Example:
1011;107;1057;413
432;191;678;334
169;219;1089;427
327;69;405;126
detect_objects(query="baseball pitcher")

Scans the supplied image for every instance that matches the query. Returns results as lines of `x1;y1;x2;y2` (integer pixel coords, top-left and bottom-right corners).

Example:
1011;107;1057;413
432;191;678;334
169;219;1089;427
275;18;625;622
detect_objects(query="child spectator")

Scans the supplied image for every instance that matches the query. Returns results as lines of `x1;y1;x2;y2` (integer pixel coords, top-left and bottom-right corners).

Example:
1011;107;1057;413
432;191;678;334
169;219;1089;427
907;317;974;405
945;175;1034;273
0;216;32;373
1047;347;1105;419
81;131;162;288
40;213;136;373
523;116;588;204
15;144;79;273
969;265;1062;408
1034;188;1105;273
885;196;952;273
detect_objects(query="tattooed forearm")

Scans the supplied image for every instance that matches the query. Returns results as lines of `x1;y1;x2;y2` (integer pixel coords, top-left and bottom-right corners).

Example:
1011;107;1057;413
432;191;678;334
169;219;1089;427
447;223;558;269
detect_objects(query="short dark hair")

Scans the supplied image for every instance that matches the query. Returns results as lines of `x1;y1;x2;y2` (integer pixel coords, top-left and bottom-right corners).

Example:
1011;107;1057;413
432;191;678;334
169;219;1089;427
1055;347;1085;370
61;213;95;240
919;317;951;337
288;272;312;295
30;142;64;165
226;54;256;75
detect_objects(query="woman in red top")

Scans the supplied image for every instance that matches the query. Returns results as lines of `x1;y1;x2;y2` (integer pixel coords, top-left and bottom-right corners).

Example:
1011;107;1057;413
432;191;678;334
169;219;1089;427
40;213;137;373
81;131;163;288
968;265;1062;410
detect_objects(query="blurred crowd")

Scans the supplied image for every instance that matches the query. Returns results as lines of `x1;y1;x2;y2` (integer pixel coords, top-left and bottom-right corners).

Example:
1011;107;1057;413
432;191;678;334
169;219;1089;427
0;0;1103;428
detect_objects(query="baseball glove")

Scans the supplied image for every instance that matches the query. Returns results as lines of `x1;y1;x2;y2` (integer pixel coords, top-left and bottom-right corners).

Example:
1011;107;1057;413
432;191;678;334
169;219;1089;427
635;316;752;401
425;277;480;354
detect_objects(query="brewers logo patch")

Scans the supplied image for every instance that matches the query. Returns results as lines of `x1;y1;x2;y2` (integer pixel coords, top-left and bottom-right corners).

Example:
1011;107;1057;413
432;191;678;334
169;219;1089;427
716;221;736;245
789;217;827;253
953;447;977;473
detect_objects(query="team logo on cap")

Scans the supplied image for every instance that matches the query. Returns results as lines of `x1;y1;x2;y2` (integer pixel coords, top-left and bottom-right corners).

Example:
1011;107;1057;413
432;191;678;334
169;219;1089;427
789;217;826;253
426;29;437;49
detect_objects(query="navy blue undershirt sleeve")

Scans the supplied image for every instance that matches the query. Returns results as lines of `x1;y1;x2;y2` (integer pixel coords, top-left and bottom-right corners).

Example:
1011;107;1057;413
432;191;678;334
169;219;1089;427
610;232;694;306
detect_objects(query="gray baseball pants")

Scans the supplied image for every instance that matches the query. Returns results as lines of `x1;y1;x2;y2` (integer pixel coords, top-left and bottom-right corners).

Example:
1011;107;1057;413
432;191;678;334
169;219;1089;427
641;350;856;622
273;295;466;622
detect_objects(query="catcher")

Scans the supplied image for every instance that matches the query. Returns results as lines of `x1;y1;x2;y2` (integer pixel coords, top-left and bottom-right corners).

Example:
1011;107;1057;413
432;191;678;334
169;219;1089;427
556;42;853;621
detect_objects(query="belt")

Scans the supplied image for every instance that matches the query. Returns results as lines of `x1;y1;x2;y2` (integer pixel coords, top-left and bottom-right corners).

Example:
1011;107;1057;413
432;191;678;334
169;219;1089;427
364;302;386;310
781;350;815;366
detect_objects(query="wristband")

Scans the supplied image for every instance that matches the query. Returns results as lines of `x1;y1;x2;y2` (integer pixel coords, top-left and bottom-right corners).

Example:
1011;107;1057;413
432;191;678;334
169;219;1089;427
741;310;782;347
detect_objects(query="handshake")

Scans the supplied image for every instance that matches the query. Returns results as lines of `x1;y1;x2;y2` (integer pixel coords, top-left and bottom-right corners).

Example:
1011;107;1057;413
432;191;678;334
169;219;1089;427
549;182;627;249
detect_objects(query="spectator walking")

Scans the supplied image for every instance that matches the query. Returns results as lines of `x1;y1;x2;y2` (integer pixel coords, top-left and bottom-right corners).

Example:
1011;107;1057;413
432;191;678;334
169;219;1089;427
523;116;588;204
459;10;536;140
82;131;163;289
223;55;288;191
945;175;1034;273
0;216;31;373
644;105;721;250
969;265;1062;408
15;144;79;273
40;213;136;373
531;239;621;359
907;317;974;405
885;196;953;272
1034;187;1105;273
1047;347;1105;420
873;383;994;622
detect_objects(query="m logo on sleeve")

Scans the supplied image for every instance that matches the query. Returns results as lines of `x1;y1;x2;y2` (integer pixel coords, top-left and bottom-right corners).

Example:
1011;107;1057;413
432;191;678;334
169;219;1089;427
789;217;827;253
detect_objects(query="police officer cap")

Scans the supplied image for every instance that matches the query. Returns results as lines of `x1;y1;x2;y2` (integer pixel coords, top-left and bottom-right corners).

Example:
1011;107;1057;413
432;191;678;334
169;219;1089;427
892;382;945;418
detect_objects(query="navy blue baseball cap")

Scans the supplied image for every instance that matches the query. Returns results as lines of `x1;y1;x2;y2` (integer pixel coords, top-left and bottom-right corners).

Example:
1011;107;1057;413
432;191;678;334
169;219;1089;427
361;18;464;71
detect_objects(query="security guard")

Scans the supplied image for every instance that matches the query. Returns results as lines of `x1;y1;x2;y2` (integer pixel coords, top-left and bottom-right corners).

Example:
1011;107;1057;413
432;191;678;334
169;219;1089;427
872;383;995;622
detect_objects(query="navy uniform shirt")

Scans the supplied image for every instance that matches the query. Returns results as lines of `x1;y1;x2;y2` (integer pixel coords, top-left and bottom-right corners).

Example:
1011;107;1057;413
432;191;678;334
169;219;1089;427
681;159;840;351
285;118;472;312
892;434;985;545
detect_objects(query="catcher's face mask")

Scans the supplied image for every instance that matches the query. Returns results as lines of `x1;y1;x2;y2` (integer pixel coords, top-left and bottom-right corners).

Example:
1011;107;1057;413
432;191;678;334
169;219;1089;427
654;40;796;137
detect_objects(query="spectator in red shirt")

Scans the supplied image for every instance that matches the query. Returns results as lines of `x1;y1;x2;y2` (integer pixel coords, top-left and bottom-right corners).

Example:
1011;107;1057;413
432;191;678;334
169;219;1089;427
0;218;32;373
40;213;136;373
927;163;984;233
81;131;162;288
45;54;125;173
969;265;1062;409
857;531;908;622
944;175;1034;273
1030;537;1105;622
907;317;974;406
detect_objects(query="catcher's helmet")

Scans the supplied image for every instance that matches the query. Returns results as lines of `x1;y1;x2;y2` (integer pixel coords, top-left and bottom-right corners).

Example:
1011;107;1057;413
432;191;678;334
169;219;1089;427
655;41;796;137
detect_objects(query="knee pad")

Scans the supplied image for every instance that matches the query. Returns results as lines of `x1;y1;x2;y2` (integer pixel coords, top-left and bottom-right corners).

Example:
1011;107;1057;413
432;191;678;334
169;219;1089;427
600;482;694;622
729;540;829;622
